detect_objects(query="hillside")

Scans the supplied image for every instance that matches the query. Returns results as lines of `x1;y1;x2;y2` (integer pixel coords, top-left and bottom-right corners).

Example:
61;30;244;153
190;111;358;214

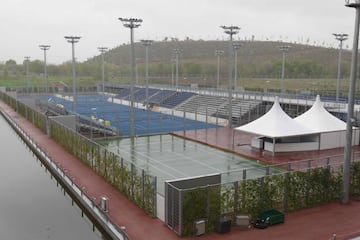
88;40;352;79
0;40;353;95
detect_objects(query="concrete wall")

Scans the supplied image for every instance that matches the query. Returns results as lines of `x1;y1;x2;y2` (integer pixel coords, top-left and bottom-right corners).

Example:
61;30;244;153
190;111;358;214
265;141;319;152
320;129;360;150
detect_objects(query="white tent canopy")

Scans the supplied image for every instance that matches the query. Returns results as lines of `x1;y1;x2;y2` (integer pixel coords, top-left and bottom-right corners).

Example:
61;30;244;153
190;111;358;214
235;97;315;138
294;95;346;132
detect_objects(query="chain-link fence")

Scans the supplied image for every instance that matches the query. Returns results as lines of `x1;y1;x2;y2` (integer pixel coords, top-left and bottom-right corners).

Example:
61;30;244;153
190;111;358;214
166;153;360;236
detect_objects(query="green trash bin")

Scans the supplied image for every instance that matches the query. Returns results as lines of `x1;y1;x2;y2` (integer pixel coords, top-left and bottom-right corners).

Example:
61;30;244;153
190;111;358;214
260;209;285;226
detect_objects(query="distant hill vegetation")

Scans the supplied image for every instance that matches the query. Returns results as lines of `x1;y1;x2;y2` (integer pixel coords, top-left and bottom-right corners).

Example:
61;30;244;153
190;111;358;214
0;40;352;91
87;39;352;80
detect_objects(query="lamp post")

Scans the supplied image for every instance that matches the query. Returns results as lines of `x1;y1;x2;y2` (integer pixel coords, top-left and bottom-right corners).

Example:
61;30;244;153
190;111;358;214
215;50;224;89
173;49;182;88
233;42;242;90
64;36;81;112
343;0;360;204
118;17;142;138
24;56;30;94
221;25;240;128
279;45;291;95
39;45;50;96
98;47;108;94
141;40;153;106
333;33;348;102
171;58;175;87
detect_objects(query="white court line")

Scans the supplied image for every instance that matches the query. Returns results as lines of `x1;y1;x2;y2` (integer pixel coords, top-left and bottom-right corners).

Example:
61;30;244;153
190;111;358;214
110;142;188;179
115;136;227;177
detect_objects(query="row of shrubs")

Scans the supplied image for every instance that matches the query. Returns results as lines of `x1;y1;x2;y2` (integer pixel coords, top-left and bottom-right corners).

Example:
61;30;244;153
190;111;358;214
178;161;360;236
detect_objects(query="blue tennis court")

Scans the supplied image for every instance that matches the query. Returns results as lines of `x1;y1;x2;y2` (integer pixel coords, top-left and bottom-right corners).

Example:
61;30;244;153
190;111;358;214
47;94;220;136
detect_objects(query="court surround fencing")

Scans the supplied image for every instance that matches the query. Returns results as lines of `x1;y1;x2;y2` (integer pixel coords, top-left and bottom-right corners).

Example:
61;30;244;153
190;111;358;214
5;89;360;237
165;153;360;236
0;91;157;219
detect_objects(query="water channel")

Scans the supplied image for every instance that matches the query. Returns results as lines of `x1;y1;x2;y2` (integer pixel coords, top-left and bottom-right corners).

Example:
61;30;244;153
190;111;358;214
0;115;103;240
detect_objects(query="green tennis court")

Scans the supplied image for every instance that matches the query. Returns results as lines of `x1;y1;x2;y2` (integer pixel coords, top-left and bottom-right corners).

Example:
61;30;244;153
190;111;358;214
102;134;284;195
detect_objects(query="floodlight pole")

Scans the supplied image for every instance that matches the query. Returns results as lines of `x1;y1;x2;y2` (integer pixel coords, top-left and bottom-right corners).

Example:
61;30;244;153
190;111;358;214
98;47;108;94
279;45;290;95
333;33;348;102
141;40;153;106
119;17;142;138
64;36;81;113
343;0;360;204
221;25;240;128
39;45;50;96
174;49;182;88
215;50;224;89
233;42;242;90
24;56;30;94
171;58;175;87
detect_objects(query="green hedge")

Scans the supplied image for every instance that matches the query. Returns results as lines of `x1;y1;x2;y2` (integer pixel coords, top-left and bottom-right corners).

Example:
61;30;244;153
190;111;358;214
0;91;157;218
180;164;356;236
49;119;157;216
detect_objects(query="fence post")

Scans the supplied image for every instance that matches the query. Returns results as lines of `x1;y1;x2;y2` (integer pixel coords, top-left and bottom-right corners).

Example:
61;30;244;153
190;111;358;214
179;189;183;236
160;113;163;133
205;107;208;129
234;181;239;215
104;150;107;178
142;169;145;206
266;166;270;176
284;163;291;212
171;110;174;132
112;154;116;185
131;163;134;200
216;107;219;125
153;176;157;217
242;169;247;210
306;160;311;204
121;157;124;191
97;145;100;173
326;157;330;171
206;185;210;222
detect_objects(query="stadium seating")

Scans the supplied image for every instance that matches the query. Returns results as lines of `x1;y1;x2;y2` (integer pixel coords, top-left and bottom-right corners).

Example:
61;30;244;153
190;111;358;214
176;95;228;116
159;92;196;108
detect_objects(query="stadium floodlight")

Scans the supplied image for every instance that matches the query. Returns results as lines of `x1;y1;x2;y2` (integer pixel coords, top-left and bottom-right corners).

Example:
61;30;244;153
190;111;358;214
343;0;360;204
333;33;348;102
233;42;242;89
215;50;224;89
141;40;153;106
221;25;240;128
64;36;81;112
24;56;30;94
98;47;108;94
39;45;50;96
173;49;183;88
279;45;290;95
118;17;142;138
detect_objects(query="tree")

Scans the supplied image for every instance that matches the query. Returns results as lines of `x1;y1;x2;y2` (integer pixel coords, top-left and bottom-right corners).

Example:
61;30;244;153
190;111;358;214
6;59;16;65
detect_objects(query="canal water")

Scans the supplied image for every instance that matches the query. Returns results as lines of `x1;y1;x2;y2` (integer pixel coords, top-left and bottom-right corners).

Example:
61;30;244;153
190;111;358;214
0;115;103;240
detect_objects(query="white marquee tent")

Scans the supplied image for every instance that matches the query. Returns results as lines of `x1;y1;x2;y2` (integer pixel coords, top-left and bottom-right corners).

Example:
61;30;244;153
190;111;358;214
235;96;359;153
294;95;346;132
294;95;359;150
236;96;314;138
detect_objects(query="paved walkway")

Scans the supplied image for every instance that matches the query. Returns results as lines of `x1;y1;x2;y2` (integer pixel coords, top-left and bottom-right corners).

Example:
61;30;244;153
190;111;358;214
2;100;360;240
173;128;360;167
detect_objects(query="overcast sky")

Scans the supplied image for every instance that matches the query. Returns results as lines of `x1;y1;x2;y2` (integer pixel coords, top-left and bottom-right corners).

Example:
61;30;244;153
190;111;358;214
0;0;355;64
